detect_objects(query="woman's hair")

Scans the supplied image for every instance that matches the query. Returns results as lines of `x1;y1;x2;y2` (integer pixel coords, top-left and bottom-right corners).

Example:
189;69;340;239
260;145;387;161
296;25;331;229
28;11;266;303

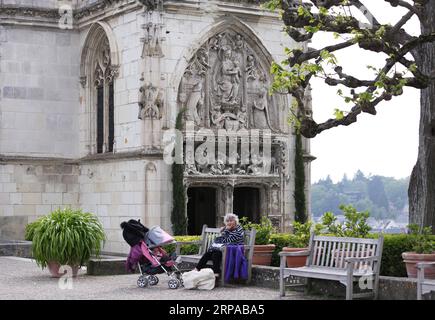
224;213;239;225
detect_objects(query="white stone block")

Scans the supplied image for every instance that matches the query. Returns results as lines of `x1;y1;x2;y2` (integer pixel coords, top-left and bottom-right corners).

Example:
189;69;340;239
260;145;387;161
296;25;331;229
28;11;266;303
10;193;22;205
0;205;14;217
42;193;63;205
14;205;36;216
22;193;42;205
97;205;109;217
36;205;52;215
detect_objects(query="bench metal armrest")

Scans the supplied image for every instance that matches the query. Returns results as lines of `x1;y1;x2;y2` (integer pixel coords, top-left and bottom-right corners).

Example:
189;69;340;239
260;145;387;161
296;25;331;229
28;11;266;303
279;250;310;257
345;256;380;264
417;261;435;269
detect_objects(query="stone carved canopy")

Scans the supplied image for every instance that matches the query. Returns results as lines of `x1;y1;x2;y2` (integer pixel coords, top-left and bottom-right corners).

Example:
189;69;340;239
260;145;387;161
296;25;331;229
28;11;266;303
178;30;282;132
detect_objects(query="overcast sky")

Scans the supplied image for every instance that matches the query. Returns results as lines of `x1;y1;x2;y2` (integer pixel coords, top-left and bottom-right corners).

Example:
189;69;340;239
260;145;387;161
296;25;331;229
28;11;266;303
307;1;421;183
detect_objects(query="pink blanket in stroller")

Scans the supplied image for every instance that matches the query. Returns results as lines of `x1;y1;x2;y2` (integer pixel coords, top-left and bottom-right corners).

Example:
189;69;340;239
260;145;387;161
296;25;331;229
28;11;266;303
126;241;173;272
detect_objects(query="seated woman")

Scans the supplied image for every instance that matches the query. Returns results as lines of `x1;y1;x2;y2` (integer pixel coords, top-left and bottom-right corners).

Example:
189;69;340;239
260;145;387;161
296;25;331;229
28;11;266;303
195;213;244;277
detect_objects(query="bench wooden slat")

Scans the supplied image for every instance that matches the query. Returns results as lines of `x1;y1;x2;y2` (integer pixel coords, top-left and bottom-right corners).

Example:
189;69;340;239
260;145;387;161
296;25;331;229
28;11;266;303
326;240;333;267
315;240;323;267
329;241;336;268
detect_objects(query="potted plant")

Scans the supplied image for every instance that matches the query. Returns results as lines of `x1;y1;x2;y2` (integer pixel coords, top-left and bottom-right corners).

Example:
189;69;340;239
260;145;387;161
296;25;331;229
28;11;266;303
282;221;322;267
25;207;106;278
402;224;435;279
240;216;276;266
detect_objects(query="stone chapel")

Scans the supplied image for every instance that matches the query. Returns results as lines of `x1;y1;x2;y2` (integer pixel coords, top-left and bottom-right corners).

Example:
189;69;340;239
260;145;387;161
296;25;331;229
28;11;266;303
0;0;314;254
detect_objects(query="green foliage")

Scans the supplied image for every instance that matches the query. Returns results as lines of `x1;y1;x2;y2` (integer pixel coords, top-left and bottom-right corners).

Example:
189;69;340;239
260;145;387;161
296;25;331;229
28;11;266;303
294;131;306;223
240;216;275;245
261;0;281;11
165;236;201;256
28;207;106;269
293;220;323;247
320;204;371;238
25;219;42;241
269;233;301;266
376;234;412;276
408;224;435;254
312;172;409;220
171;109;187;235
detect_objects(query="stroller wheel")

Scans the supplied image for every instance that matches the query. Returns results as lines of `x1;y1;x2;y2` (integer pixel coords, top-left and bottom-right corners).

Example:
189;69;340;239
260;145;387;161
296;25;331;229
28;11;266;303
168;278;180;290
148;275;159;286
137;275;149;288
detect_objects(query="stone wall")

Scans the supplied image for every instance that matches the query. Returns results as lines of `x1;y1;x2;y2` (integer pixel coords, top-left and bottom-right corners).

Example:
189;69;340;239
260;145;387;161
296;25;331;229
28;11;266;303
0;162;80;240
0;27;80;158
78;158;172;254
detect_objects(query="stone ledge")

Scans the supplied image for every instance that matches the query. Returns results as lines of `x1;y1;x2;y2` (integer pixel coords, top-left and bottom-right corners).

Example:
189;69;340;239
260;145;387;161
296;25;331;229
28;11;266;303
0;240;32;258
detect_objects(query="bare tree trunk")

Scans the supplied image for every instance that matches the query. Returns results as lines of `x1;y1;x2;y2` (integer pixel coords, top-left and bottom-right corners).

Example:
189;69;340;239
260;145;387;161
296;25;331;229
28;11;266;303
409;1;435;232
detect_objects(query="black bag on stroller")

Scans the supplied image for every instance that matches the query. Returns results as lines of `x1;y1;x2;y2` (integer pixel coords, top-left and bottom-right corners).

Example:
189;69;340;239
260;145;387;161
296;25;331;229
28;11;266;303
120;219;149;247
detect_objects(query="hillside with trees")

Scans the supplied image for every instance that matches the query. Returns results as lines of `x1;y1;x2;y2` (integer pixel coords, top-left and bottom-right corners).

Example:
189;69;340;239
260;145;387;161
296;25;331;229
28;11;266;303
311;170;409;220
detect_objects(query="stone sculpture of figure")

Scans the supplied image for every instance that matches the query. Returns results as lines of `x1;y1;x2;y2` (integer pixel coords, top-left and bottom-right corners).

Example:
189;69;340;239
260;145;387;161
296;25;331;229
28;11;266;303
217;46;241;105
138;83;163;120
252;79;273;129
185;148;198;174
209;159;225;175
247;153;263;175
245;55;257;81
237;105;247;128
185;78;204;125
235;34;244;51
197;48;210;70
210;104;224;129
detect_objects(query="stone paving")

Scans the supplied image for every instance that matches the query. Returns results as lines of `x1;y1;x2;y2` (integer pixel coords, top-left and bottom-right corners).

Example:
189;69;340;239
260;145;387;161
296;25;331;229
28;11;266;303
0;256;326;300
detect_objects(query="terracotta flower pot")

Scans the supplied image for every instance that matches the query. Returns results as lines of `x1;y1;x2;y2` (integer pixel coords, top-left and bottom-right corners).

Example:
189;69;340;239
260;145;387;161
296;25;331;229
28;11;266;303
47;261;80;278
252;244;276;266
282;247;309;268
402;252;435;279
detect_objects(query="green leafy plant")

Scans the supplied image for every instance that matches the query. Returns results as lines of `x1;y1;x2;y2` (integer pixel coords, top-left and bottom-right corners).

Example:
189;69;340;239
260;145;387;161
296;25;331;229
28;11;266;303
240;216;275;245
292;220;323;247
25;219;42;241
320;204;371;238
171;108;187;235
29;207;106;269
408;224;435;254
294;131;307;223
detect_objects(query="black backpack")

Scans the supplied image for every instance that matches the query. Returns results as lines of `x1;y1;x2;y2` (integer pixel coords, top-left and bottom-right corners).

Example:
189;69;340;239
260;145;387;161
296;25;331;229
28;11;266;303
120;219;149;247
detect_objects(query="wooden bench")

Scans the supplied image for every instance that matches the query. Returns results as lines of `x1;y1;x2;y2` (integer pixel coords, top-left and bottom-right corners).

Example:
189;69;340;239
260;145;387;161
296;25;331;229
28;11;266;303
417;262;435;300
175;225;256;287
279;233;384;300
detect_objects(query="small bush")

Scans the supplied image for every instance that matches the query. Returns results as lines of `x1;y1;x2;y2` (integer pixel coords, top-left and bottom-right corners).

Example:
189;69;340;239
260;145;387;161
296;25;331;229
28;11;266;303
240;216;275;245
166;236;201;255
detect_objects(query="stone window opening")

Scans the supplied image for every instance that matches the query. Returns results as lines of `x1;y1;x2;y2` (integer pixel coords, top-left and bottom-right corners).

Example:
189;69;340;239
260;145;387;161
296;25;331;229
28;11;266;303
93;38;115;154
80;22;119;155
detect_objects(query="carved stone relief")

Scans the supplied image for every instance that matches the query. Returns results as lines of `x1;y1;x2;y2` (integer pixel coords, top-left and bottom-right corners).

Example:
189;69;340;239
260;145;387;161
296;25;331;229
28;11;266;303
138;81;164;120
93;38;115;87
178;30;281;132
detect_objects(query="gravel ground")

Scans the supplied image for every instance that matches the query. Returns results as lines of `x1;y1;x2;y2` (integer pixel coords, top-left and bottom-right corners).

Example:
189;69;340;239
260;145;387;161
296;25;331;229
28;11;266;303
0;256;326;300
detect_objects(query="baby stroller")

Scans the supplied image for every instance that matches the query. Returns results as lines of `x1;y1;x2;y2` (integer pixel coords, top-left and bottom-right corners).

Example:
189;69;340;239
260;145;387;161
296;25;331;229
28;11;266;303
121;219;183;289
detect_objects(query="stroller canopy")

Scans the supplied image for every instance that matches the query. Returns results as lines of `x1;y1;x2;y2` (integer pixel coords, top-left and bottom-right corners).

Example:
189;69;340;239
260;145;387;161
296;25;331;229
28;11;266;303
146;226;175;246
